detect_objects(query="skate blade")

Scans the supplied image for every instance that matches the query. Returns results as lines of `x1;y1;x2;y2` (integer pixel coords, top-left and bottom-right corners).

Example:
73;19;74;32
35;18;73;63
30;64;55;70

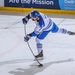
34;57;44;61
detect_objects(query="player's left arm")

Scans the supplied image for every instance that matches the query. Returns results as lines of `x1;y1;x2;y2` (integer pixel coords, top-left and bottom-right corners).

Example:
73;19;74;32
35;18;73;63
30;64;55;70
22;14;31;25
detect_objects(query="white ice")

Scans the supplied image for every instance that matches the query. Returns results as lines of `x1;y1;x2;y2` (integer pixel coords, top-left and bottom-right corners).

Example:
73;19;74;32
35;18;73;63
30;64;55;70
0;13;75;75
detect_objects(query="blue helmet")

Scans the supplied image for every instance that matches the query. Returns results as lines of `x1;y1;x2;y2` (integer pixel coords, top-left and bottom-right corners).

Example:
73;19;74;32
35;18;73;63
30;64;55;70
31;10;40;18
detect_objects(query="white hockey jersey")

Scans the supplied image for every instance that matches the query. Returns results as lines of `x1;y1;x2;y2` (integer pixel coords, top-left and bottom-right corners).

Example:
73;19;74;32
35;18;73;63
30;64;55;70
30;13;53;35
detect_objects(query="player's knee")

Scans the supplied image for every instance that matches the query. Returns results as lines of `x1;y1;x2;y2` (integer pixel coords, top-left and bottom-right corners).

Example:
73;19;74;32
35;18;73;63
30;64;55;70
35;38;41;43
51;22;59;33
35;37;43;44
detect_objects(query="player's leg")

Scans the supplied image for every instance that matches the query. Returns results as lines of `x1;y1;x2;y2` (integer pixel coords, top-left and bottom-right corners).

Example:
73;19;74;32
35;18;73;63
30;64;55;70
35;31;50;58
51;22;75;35
58;28;75;35
35;38;43;58
50;22;67;34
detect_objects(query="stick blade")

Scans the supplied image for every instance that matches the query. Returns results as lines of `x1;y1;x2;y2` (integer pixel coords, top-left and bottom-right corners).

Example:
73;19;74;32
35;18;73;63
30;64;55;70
38;64;43;67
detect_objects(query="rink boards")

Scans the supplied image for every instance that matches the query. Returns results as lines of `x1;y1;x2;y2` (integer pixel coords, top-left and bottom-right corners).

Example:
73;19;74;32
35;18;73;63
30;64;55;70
0;0;75;15
0;7;75;15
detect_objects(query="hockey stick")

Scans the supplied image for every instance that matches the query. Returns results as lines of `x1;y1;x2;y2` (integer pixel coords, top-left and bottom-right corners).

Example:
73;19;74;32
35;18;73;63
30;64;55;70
24;25;43;67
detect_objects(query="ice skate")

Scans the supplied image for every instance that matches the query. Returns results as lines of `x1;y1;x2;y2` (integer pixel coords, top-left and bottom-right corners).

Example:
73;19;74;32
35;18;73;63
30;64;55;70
35;50;44;60
67;31;75;35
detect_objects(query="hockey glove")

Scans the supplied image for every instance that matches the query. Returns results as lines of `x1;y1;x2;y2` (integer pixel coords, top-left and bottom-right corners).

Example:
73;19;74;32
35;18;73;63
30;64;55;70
22;17;29;25
24;34;32;42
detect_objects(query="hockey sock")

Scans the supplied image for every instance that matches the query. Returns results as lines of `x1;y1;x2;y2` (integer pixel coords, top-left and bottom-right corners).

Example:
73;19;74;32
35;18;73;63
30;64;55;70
37;43;43;54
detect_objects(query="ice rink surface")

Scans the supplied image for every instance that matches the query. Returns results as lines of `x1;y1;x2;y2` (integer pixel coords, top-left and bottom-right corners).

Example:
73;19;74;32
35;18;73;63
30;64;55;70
0;11;75;75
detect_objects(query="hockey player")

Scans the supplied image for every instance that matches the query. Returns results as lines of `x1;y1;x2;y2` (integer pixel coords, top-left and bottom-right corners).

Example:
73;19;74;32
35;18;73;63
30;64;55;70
22;10;75;59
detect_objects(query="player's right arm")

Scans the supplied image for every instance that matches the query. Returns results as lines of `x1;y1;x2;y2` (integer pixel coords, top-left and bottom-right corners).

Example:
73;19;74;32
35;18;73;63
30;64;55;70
22;14;31;25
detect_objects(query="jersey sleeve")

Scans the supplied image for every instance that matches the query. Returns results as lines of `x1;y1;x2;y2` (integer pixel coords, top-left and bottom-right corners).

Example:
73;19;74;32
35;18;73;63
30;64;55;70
30;25;45;36
30;32;38;36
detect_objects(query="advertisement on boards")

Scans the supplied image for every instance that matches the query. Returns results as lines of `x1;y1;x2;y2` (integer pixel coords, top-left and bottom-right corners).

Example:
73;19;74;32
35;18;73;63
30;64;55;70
4;0;60;9
4;0;75;10
59;0;75;10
